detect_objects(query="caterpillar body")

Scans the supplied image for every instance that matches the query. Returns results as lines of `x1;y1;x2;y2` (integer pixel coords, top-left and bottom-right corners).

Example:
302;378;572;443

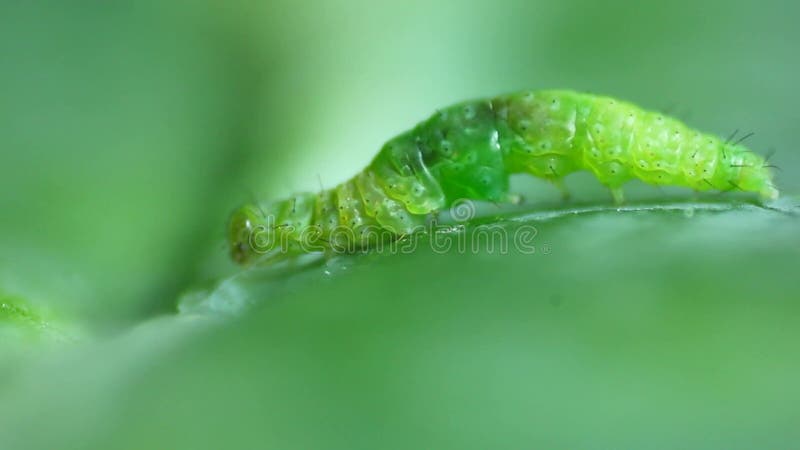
229;89;778;264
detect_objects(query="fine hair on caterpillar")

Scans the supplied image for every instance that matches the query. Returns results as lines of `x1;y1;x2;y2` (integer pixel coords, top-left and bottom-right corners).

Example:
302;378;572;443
229;89;779;265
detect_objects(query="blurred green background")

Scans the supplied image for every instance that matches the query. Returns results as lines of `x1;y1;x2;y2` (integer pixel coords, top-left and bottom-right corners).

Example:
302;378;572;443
1;0;798;448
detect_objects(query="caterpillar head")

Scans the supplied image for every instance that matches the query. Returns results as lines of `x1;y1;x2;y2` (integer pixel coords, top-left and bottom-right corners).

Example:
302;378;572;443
228;204;276;265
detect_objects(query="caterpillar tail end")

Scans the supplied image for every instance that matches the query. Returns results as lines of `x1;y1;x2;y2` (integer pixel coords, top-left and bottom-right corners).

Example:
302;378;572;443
761;185;780;202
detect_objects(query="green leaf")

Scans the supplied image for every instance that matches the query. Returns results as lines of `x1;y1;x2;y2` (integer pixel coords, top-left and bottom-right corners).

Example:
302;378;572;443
2;200;798;449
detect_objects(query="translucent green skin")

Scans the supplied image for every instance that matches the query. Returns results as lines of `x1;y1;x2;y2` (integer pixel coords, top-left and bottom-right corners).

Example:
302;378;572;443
229;90;778;264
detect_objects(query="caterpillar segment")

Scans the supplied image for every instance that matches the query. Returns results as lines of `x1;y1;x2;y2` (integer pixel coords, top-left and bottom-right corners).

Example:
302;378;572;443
229;90;779;264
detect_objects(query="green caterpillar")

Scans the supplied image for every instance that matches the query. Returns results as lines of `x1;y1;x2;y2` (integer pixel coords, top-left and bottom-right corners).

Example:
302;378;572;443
229;89;779;265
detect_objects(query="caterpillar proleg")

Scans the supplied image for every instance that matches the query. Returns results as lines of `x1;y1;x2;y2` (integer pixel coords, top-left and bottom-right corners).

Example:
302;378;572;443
229;90;779;264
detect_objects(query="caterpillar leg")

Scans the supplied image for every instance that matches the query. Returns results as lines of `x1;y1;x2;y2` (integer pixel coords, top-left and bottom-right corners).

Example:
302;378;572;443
610;187;625;205
426;209;441;226
551;179;571;202
506;193;524;205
